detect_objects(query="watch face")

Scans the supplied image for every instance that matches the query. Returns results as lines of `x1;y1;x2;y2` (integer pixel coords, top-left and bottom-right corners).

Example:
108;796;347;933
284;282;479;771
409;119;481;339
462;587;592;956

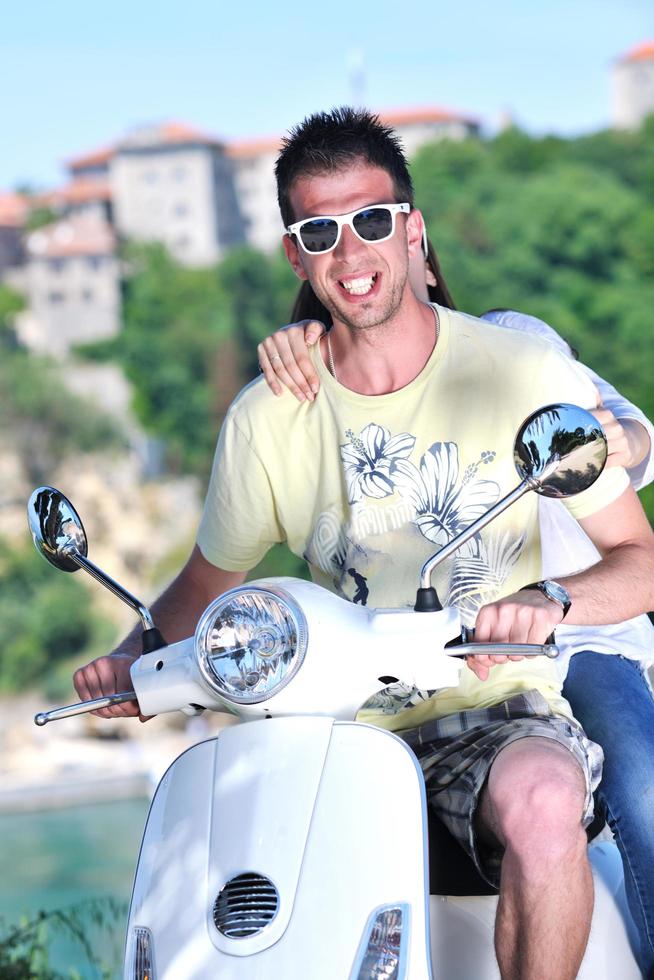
544;581;570;606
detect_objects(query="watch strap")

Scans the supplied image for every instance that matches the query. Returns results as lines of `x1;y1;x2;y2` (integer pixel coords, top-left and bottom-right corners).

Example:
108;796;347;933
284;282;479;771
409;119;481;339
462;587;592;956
523;580;571;620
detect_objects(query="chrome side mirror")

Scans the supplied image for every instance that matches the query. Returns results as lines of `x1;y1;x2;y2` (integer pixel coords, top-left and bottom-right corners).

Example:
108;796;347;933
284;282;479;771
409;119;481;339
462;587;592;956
28;486;169;727
27;486;88;573
416;403;607;609
27;486;157;634
514;403;606;497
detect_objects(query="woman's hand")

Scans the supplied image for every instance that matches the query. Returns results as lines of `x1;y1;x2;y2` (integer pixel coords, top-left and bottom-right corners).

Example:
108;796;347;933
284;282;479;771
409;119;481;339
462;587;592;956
591;408;651;470
257;320;326;402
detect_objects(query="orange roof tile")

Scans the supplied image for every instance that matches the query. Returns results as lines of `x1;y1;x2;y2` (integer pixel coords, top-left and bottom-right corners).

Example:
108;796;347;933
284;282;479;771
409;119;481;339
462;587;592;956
620;41;654;63
380;106;479;127
0;192;29;227
26;215;115;259
38;179;112;208
67;121;224;169
66;145;115;172
158;120;224;146
226;136;283;158
117;120;225;152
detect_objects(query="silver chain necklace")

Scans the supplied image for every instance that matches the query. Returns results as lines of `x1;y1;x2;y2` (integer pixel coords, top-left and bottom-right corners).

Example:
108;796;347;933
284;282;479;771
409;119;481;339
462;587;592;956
326;307;439;385
327;333;338;382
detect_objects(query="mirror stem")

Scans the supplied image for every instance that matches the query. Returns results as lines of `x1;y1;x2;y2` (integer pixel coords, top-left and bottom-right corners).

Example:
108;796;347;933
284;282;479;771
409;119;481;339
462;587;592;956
419;480;530;591
65;549;155;631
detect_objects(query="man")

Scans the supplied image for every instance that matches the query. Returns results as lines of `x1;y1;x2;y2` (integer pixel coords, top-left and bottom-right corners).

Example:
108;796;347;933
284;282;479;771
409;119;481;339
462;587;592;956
74;108;654;979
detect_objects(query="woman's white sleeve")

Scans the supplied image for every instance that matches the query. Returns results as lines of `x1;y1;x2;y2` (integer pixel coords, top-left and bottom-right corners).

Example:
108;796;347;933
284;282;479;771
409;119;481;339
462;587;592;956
581;364;654;491
480;311;654;491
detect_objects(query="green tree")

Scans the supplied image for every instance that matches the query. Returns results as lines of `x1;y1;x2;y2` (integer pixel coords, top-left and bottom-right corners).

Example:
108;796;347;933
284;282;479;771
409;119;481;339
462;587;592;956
84;243;297;478
0;349;124;486
0;537;113;693
0;899;126;979
82;243;237;474
0;283;24;345
217;246;297;377
24;205;59;232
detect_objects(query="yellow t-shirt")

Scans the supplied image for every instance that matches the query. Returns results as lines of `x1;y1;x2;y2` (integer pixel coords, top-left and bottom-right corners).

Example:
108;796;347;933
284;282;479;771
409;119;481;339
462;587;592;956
197;306;628;730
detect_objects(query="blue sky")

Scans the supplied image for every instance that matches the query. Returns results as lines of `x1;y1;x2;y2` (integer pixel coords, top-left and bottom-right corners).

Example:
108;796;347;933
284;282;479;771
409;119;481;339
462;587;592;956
1;0;652;190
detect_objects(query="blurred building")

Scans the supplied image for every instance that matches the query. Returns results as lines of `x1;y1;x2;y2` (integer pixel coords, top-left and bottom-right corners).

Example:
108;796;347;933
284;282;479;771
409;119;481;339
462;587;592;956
612;41;654;129
0;193;27;278
384;106;479;155
227;136;284;254
16;213;120;358
66;122;245;266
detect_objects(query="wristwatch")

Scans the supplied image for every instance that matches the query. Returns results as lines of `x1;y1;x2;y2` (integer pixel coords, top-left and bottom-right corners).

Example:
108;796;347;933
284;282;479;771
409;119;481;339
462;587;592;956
524;580;572;620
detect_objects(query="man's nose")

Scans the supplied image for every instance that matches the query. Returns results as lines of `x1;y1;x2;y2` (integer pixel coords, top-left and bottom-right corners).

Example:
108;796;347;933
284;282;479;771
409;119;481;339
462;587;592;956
334;223;366;260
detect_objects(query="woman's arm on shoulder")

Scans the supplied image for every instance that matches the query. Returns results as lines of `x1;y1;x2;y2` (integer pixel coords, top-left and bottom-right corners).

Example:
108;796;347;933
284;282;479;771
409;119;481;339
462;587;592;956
257;320;326;402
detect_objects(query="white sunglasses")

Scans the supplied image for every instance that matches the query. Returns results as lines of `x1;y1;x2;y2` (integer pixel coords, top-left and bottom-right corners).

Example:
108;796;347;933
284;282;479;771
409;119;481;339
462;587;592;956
287;202;411;254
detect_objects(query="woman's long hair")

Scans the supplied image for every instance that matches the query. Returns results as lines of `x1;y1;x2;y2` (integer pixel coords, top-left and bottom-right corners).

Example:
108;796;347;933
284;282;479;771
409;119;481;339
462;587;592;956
290;237;457;324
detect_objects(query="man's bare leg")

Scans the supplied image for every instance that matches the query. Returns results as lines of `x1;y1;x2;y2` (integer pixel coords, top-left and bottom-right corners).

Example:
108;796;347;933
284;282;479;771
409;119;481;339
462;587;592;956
477;737;593;980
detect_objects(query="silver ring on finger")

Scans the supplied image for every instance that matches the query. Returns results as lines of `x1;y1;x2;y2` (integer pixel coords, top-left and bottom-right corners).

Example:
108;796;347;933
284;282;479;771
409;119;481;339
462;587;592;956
271;355;282;363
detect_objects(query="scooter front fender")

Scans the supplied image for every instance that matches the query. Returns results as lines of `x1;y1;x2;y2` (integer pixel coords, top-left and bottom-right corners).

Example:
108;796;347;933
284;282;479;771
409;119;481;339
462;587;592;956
125;717;433;979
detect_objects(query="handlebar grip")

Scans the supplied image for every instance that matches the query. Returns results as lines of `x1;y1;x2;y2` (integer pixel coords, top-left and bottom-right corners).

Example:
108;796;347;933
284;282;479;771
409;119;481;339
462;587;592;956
460;625;557;652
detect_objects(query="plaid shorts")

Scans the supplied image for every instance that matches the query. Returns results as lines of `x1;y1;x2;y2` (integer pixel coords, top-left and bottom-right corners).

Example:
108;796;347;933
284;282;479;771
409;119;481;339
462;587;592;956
400;690;604;888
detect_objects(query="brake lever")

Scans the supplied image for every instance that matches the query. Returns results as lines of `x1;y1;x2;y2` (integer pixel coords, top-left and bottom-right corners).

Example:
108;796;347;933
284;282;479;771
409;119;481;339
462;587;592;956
34;690;137;727
446;642;558;659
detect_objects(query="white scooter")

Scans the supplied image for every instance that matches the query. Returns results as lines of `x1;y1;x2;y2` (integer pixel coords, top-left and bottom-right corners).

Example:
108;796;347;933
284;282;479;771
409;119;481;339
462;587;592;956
29;404;640;979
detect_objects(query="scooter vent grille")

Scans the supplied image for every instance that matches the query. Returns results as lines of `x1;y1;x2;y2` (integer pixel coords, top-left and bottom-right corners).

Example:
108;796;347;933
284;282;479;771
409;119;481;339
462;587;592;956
213;873;279;938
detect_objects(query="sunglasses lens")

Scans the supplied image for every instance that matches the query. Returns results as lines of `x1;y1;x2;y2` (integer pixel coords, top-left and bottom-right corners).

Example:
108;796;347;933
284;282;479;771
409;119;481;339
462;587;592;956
299;218;339;253
352;207;393;242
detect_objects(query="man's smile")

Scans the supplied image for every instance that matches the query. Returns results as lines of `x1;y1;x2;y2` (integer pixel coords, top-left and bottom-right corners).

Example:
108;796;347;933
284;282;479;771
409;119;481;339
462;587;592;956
336;271;381;301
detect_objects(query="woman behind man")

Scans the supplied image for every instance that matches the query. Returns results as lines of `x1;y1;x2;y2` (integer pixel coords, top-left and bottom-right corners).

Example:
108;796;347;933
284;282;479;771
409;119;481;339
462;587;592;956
256;235;654;977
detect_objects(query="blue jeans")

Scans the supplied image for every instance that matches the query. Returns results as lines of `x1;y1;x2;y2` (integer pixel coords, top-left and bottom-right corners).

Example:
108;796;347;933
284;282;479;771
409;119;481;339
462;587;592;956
563;651;654;978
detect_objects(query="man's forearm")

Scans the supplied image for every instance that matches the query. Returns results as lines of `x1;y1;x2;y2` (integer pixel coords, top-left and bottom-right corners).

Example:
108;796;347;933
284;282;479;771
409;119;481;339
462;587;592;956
110;575;211;658
559;540;654;626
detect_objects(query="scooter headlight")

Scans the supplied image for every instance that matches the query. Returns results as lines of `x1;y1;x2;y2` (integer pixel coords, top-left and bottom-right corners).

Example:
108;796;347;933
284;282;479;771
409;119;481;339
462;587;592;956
195;585;308;705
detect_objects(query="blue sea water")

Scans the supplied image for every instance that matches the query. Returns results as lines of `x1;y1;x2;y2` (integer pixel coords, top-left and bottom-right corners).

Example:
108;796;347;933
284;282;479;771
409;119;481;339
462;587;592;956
0;797;150;977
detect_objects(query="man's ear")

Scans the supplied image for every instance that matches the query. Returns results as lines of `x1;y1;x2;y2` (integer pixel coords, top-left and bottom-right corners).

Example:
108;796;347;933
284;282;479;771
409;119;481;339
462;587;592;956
282;233;309;281
406;208;425;259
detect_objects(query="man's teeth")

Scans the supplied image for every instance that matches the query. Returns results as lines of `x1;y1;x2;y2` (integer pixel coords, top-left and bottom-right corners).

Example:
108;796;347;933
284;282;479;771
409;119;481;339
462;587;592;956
341;274;376;295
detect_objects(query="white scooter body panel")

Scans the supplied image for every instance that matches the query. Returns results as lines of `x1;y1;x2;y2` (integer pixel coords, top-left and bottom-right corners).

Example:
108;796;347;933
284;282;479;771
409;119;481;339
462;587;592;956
125;717;432;979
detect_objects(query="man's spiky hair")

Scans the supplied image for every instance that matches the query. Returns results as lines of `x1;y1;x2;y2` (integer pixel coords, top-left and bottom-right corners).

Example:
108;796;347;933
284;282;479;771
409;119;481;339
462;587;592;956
275;106;414;226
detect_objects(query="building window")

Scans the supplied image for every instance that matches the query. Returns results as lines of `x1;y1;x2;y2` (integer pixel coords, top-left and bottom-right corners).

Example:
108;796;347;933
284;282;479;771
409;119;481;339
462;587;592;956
173;202;189;218
49;258;65;274
142;170;159;184
81;288;94;303
172;166;187;182
86;256;103;271
48;291;65;304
